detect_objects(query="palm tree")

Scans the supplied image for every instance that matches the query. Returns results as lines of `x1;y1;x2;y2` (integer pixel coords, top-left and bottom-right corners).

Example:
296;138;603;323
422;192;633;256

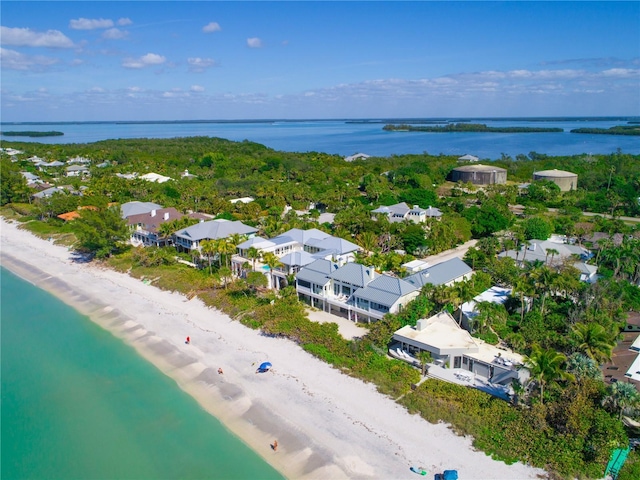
603;382;640;420
246;246;261;271
356;231;378;256
570;322;616;364
512;274;532;324
566;353;603;383
200;239;217;274
472;301;507;335
524;346;572;405
262;251;282;290
545;247;559;267
455;280;475;326
417;350;432;376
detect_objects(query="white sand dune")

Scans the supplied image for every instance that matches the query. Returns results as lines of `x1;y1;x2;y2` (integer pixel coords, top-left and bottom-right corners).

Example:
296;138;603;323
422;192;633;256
0;218;546;480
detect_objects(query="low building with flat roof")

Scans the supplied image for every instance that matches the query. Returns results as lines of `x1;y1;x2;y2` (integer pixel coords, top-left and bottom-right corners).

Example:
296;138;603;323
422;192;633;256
393;311;526;386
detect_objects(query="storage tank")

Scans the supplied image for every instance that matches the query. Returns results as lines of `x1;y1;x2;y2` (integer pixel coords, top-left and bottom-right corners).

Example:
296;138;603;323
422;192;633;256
533;169;578;192
449;164;507;185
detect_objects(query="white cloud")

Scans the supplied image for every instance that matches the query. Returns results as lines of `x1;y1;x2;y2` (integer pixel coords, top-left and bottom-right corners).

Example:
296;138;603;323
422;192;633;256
69;18;114;30
191;85;205;92
117;18;133;26
102;28;129;40
247;37;263;48
122;53;166;69
87;87;106;93
187;57;216;72
0;47;59;70
0;26;74;48
203;22;221;33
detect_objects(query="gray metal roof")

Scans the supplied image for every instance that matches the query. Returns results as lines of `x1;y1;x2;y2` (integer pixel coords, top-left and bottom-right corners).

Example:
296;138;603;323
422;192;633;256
405;257;472;287
120;201;163;219
175;219;257;241
279;251;316;268
296;259;335;285
352;275;418;306
278;228;330;245
329;262;374;287
306;236;361;255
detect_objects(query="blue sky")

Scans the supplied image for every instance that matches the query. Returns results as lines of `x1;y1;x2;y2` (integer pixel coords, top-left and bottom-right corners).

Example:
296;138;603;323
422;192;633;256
1;1;639;122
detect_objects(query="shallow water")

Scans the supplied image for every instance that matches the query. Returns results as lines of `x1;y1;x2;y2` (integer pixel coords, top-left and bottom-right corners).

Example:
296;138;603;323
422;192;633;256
0;267;283;480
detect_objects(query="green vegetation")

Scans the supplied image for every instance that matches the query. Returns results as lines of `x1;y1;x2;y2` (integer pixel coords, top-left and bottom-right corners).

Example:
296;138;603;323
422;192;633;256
1;130;64;137
571;125;640;136
383;123;563;133
2;136;640;479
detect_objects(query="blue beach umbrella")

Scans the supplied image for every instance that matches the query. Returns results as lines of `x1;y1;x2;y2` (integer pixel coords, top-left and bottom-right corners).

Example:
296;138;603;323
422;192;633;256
257;362;272;373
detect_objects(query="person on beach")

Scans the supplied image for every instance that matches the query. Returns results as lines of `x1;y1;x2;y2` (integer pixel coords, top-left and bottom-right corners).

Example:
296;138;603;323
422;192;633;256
272;440;278;451
186;336;190;344
218;368;223;374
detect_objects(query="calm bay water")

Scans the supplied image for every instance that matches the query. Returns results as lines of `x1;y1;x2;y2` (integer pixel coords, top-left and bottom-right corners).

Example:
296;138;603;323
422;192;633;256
0;267;283;480
1;118;639;158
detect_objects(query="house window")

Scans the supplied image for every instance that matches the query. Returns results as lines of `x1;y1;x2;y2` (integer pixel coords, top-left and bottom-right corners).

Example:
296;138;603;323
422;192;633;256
298;279;311;289
370;302;389;313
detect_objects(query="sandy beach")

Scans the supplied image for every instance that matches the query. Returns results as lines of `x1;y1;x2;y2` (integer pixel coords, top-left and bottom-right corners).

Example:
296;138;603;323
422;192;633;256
0;218;547;480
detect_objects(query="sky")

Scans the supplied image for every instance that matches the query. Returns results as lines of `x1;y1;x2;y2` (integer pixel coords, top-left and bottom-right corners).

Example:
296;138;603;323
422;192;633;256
1;1;639;122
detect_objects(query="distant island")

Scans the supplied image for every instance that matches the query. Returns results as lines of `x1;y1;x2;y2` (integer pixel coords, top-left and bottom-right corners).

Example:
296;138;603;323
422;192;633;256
1;131;64;137
382;123;563;133
570;125;640;136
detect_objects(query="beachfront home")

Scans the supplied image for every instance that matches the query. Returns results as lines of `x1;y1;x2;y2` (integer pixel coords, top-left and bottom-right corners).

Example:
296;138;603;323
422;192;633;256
232;228;361;289
296;260;419;322
404;257;473;289
127;207;191;247
392;311;527;389
174;219;258;253
371;202;442;223
120;201;164;219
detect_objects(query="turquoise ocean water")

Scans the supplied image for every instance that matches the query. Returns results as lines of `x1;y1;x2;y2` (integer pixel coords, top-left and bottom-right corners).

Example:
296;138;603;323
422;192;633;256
0;267;283;480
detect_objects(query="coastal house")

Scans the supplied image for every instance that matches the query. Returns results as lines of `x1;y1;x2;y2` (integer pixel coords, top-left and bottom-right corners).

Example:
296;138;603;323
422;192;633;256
296;260;419;322
459;286;512;332
21;171;44;186
174;219;258;253
67;156;92;164
232;228;361;289
32;186;67;199
120;201;164;219
140;172;172;183
458;154;479;162
65;164;90;177
498;238;590;266
392;311;527;387
230;197;255;204
371;202;442;223
344;153;370;162
127;207;192;247
404;257;473;288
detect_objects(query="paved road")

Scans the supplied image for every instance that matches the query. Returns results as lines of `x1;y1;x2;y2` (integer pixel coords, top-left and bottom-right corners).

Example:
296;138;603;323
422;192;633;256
419;239;478;265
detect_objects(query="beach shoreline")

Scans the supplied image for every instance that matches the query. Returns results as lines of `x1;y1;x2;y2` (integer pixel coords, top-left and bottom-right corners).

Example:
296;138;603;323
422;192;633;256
0;218;547;479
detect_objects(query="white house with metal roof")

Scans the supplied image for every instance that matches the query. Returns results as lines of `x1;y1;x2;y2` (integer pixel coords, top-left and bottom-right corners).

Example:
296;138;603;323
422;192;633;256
232;228;361;289
372;202;442;223
174;219;258;253
296;260;419;322
404;257;473;288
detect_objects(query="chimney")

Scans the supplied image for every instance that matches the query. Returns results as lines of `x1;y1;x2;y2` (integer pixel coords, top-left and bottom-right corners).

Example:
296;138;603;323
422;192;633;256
164;212;169;220
151;209;156;217
416;319;428;331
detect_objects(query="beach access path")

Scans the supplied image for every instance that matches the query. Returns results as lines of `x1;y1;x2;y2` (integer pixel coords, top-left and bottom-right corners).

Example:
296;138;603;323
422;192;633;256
0;218;546;480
